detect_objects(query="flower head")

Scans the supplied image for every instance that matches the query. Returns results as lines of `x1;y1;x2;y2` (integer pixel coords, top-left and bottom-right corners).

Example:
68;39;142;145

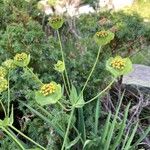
54;60;65;73
35;81;62;106
48;16;64;30
40;82;56;96
14;52;30;67
0;66;7;78
110;57;126;70
14;53;28;61
0;78;8;93
94;30;114;46
106;56;133;77
2;59;15;70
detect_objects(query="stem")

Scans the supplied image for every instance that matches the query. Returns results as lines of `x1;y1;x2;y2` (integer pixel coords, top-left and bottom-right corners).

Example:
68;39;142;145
10;125;46;150
7;70;10;117
57;30;71;92
25;66;43;86
62;73;69;97
2;127;25;150
85;78;116;105
57;101;71;111
0;100;6;117
81;46;101;93
61;107;75;150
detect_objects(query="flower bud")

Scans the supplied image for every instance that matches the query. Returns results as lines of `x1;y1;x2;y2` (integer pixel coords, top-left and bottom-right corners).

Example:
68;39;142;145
54;60;65;73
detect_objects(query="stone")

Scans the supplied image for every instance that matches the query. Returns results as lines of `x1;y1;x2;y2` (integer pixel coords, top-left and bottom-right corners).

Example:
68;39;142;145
122;64;150;88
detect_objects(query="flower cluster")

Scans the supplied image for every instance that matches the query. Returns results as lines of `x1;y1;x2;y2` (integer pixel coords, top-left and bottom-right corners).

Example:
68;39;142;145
106;56;133;77
14;53;28;62
0;78;8;93
96;31;108;38
94;30;114;46
49;16;64;30
2;59;15;70
110;57;126;70
40;82;56;96
54;60;65;73
14;52;30;67
0;67;7;78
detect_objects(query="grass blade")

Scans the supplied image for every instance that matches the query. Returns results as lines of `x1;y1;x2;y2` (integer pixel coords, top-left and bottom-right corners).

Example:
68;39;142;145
94;99;100;135
20;101;64;138
104;91;124;150
130;126;150;149
124;122;138;150
78;108;86;142
101;111;111;144
112;102;131;150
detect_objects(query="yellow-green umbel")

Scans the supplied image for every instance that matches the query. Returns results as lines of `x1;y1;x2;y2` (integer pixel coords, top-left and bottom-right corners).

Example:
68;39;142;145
0;66;7;78
2;59;15;70
54;60;65;73
106;56;133;77
47;0;57;6
94;30;114;46
0;78;8;93
48;16;64;30
35;81;62;106
14;52;30;67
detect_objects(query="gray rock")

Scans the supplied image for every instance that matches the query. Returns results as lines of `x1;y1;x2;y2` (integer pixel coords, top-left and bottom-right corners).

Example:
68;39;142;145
123;64;150;88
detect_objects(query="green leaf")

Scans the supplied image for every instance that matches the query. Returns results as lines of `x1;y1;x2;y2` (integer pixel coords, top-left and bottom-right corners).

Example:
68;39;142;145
19;101;65;138
111;102;130;150
9;105;14;126
104;92;124;150
70;85;78;105
35;83;62;106
70;85;85;108
94;99;100;135
66;134;81;149
124;122;138;150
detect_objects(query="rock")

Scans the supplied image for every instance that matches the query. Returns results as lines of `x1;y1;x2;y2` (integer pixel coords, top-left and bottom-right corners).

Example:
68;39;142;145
123;64;150;88
99;0;134;10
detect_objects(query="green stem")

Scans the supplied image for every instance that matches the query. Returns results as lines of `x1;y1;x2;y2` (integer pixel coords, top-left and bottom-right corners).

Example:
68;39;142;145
81;46;101;94
0;100;6;117
61;107;75;150
1;127;25;150
9;125;46;150
7;70;10;117
85;78;116;105
25;66;43;86
57;101;71;111
62;73;69;97
57;30;71;92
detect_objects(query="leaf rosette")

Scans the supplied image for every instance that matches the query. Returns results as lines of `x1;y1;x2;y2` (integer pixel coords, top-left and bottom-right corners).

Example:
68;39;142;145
48;16;64;30
35;81;62;106
14;53;30;67
106;56;133;77
94;30;114;46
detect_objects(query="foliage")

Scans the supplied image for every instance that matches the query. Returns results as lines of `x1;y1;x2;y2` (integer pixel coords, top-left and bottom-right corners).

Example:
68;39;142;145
0;0;150;149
